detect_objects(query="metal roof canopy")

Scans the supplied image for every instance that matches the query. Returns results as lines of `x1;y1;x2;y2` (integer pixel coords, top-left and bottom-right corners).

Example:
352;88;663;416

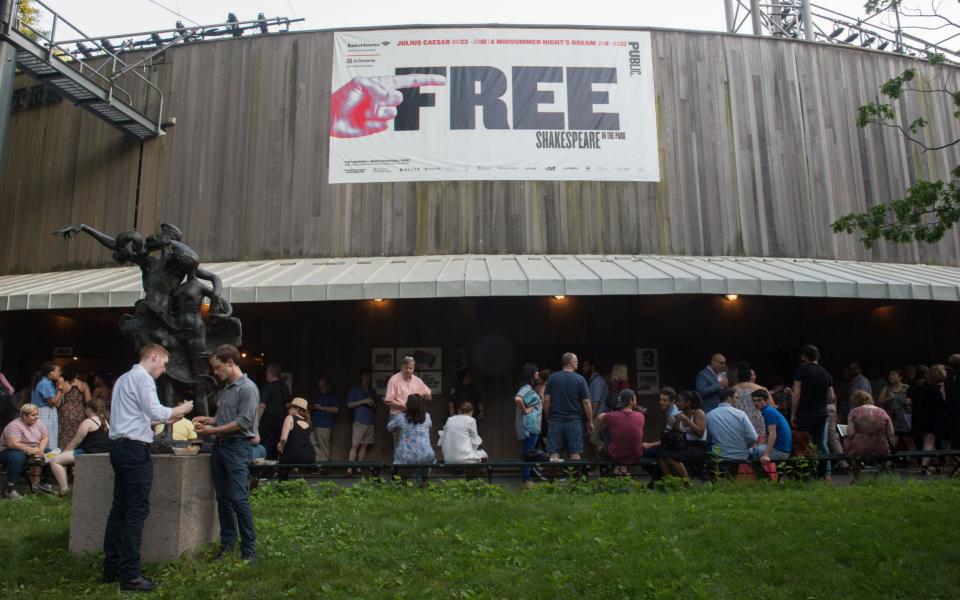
2;255;960;312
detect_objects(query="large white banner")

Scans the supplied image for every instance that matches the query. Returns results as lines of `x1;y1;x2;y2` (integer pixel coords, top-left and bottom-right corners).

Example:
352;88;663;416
328;28;659;183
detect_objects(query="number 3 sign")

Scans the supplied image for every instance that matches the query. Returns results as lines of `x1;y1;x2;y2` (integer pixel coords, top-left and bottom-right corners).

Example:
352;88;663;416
635;348;658;372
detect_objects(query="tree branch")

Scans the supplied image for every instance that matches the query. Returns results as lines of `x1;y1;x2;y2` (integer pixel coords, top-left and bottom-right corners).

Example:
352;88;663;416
870;120;960;152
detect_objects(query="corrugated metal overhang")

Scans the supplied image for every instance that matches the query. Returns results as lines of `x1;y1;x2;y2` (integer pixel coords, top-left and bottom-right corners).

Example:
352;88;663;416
1;255;959;311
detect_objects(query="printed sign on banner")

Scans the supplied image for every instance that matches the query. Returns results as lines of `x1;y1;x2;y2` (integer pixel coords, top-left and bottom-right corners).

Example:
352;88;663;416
329;28;658;183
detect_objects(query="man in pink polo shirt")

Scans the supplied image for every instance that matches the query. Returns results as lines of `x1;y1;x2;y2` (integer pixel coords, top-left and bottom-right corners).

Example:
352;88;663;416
385;356;432;414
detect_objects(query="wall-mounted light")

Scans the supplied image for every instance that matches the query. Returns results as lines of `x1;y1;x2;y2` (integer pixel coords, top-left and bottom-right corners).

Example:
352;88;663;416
723;294;739;302
553;295;566;300
373;298;384;303
72;356;79;361
241;352;248;358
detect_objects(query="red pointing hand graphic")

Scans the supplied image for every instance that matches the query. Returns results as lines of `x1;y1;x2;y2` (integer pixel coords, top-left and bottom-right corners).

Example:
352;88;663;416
329;74;447;138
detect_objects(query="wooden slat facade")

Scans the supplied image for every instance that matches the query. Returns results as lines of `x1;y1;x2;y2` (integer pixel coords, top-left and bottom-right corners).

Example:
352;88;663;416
2;28;960;274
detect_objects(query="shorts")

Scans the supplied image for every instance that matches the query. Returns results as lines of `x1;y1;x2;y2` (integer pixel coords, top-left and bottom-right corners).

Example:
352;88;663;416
546;420;584;456
352;422;375;446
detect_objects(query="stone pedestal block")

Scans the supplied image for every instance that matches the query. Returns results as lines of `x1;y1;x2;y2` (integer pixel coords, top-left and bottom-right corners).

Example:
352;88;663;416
69;454;219;562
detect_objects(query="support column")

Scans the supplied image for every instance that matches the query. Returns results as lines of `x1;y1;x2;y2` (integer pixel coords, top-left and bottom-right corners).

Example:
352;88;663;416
750;0;763;35
0;0;18;176
802;0;814;41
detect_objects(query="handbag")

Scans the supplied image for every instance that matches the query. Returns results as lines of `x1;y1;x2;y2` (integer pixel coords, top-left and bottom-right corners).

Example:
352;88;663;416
661;430;687;451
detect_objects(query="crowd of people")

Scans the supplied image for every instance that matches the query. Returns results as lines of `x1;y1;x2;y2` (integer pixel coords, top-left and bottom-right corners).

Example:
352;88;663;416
3;345;960;499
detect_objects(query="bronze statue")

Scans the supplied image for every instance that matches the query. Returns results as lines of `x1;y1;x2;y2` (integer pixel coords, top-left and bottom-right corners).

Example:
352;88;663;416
55;224;241;423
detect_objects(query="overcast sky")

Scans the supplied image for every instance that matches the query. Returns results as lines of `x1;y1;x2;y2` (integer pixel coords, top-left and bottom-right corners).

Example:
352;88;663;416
36;0;959;49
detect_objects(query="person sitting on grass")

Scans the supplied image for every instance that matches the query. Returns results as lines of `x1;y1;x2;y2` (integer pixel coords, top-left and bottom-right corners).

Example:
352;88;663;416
0;403;55;499
277;397;316;480
438;401;487;464
843;389;895;482
747;388;792;480
387;394;435;466
50;398;112;496
597;389;645;469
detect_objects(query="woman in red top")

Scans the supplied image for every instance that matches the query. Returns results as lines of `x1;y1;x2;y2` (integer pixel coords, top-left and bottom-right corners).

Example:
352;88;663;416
598;389;646;465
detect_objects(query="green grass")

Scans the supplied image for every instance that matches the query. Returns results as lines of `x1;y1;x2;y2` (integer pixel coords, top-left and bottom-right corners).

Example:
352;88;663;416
1;477;959;599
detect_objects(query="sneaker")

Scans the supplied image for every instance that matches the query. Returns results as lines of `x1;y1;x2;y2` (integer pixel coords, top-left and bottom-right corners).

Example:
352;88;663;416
120;576;157;592
242;555;258;566
4;487;22;501
30;483;56;495
521;481;535;491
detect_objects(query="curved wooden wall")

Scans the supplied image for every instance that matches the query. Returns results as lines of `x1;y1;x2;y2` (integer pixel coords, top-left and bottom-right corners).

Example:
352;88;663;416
2;28;960;274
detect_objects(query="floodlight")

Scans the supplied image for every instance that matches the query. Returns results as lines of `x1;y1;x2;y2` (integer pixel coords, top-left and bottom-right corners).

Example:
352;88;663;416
228;12;242;37
76;42;93;59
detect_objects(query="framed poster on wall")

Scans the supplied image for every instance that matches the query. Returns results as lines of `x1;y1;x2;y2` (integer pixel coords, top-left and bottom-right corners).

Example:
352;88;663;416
373;371;392;396
419;371;443;395
396;347;442;370
372;348;395;371
635;373;659;395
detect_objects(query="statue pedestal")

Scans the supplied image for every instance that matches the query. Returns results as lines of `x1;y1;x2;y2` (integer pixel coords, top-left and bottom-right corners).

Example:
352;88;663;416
69;454;220;562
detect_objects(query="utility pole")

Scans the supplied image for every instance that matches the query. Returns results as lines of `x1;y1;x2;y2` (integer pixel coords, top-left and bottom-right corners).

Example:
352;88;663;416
0;0;17;174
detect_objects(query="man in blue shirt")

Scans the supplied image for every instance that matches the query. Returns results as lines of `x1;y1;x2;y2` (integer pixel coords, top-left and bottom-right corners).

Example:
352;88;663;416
748;388;792;479
695;353;727;413
346;370;378;471
544;353;594;462
706;388;757;474
310;376;340;461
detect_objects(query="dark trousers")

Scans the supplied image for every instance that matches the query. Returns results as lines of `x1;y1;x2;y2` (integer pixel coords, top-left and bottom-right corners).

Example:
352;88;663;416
103;440;153;582
211;440;256;558
0;448;28;485
801;416;831;477
259;426;281;461
521;434;539;481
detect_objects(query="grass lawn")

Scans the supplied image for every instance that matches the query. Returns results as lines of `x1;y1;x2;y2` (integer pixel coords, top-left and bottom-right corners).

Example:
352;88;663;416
1;477;959;599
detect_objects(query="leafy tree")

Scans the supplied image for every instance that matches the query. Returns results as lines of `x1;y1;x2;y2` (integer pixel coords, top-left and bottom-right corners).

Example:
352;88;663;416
16;0;39;35
831;0;960;248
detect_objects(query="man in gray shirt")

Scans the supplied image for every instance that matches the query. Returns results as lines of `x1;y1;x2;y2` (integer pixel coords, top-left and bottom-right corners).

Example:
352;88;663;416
194;344;259;564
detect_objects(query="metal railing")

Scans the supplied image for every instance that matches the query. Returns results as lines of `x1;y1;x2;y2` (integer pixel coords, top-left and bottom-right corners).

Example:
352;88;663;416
726;0;960;63
11;0;164;128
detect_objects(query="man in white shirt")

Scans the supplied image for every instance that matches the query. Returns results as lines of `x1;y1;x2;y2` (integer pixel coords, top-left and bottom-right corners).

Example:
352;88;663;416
438;402;487;464
103;344;193;593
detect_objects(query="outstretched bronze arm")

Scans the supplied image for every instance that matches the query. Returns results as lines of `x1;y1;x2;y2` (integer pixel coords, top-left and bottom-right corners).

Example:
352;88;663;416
53;224;118;250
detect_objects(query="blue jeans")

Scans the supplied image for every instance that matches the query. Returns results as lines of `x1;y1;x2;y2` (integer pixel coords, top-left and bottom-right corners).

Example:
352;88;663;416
103;439;153;582
748;446;791;479
211;439;256;558
521;433;539;481
0;448;29;485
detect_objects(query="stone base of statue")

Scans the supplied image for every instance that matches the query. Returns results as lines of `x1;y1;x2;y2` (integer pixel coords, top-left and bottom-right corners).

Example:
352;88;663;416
69;454;220;562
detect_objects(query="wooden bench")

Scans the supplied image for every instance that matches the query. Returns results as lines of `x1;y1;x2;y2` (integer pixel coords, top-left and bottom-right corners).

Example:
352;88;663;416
247;449;960;485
